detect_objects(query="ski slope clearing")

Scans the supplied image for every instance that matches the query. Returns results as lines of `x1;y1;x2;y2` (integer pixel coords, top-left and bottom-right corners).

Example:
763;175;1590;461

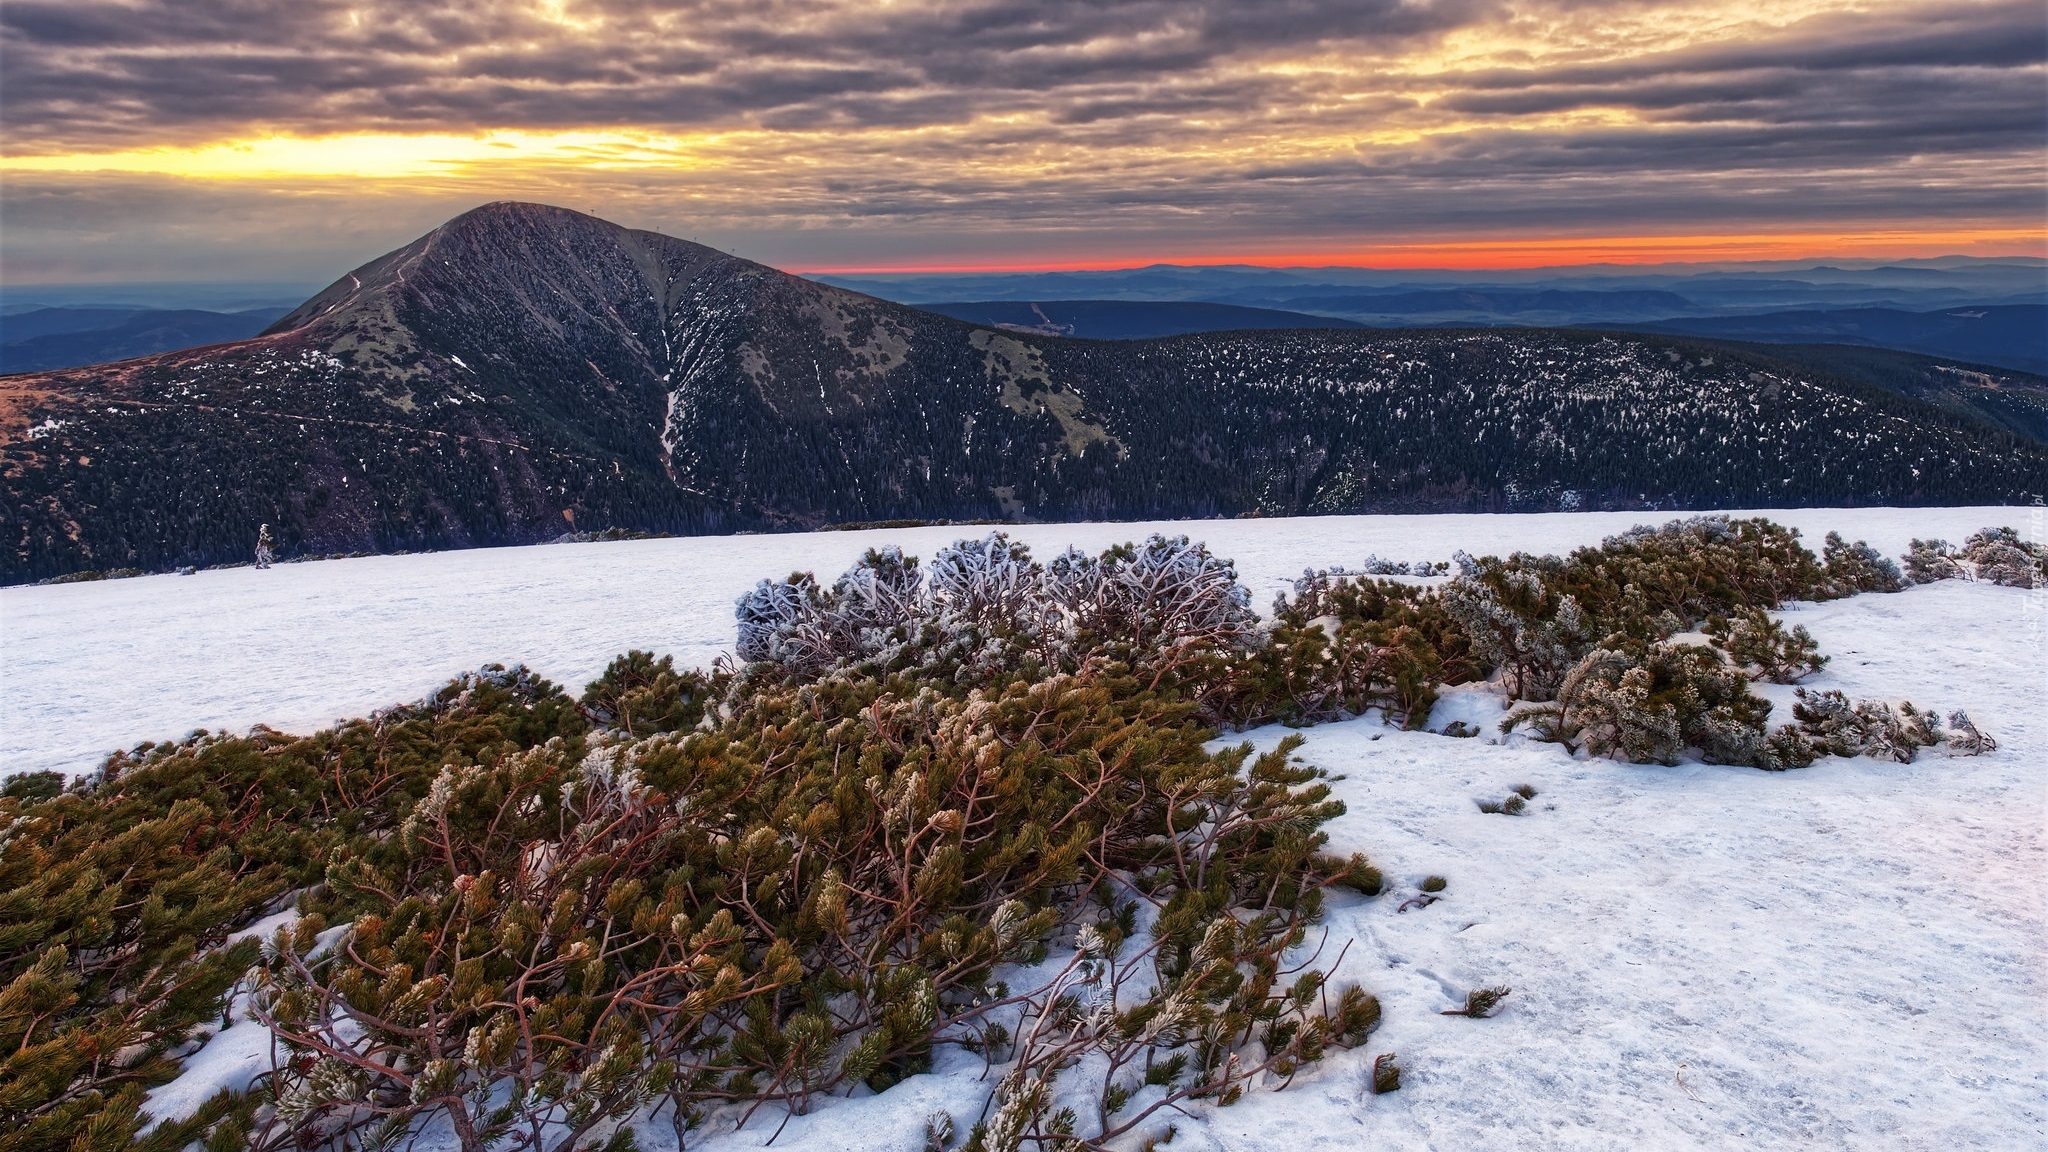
0;507;2028;779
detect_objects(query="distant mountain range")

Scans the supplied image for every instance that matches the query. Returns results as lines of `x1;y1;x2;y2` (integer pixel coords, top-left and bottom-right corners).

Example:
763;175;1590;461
0;306;291;374
825;259;2047;370
915;300;1364;339
2;203;2043;584
1613;305;2046;375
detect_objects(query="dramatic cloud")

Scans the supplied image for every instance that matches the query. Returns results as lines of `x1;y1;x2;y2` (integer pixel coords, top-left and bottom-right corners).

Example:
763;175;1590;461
1;0;2041;281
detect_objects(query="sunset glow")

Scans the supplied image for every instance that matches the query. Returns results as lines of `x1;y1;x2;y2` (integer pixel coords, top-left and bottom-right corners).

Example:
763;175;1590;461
1;0;2041;281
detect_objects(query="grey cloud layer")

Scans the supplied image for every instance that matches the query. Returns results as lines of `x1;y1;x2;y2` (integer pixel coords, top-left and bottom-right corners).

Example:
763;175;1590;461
1;0;2042;280
1;0;1484;140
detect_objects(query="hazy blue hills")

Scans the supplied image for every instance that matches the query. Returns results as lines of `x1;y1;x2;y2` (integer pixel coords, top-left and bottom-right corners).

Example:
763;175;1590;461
823;259;2046;350
1;306;291;375
914;299;1364;339
1272;288;1698;323
1612;304;2047;375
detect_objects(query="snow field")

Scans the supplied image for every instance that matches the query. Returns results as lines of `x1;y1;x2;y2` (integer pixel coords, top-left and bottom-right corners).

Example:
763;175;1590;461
0;506;2026;779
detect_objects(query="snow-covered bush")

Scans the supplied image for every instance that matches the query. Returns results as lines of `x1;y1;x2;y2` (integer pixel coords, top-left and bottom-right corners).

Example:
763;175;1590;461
734;570;832;668
1046;534;1260;661
1441;558;1592;702
1792;689;1943;763
1901;528;2045;589
737;533;1262;715
1357;555;1449;576
1821;532;1906;595
1503;641;1797;768
1945;709;1998;755
1902;538;1965;583
1960;527;2045;588
1705;608;1828;683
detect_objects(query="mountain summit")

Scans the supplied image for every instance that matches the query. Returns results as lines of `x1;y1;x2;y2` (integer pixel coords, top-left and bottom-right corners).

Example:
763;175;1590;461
3;203;2044;582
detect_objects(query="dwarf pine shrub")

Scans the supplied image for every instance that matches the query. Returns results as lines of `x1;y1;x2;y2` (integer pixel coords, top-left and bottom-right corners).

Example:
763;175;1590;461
1503;640;1807;769
2;515;1957;1146
1945;710;1998;755
1901;529;2045;588
1371;1052;1403;1094
1902;538;1965;584
1237;571;1477;727
251;679;1382;1151
1960;527;2046;588
1441;986;1511;1018
1792;690;1944;763
0;666;586;1152
1705;608;1827;683
1821;532;1907;596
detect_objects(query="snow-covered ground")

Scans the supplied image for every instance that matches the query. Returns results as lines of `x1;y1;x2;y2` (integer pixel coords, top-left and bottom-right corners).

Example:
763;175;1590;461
19;507;2035;1149
0;507;2030;779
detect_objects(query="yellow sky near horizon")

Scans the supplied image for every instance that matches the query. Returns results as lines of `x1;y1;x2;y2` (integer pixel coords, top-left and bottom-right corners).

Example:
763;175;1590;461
2;0;2041;276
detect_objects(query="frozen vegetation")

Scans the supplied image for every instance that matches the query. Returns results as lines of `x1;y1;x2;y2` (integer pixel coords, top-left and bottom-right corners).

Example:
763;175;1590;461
0;507;2041;1152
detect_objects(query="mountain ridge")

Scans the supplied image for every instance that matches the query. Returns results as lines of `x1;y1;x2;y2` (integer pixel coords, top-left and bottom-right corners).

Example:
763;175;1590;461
3;202;2044;584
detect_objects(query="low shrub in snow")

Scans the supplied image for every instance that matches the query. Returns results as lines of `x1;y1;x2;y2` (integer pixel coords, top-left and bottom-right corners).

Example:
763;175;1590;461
1901;528;2045;589
1428;516;1879;707
1439;986;1512;1018
0;666;588;1152
1945;709;1998;755
1791;690;1944;764
1704;608;1828;684
1902;538;1967;584
1501;640;1804;769
1371;1052;1403;1094
1820;532;1907;596
249;676;1384;1152
1237;571;1477;728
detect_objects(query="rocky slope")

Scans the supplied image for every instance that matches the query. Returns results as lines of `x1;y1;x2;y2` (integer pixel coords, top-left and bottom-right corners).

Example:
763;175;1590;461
3;202;2044;583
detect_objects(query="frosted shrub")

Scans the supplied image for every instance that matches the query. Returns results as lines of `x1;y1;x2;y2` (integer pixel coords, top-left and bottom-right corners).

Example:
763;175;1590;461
831;545;928;633
1902;538;1965;584
1960;527;2045;588
739;534;1260;697
1504;641;1797;768
1945;709;1998;755
1792;689;1942;763
734;571;829;666
928;533;1040;632
1441;558;1591;701
1822;532;1906;595
1047;534;1260;660
1705;608;1827;683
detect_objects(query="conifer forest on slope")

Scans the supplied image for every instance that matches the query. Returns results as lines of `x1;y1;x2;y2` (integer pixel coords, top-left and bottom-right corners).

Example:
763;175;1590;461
3;203;2045;585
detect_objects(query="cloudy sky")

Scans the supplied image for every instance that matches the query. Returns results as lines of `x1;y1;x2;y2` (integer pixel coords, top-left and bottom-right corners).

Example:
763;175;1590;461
2;0;2043;284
